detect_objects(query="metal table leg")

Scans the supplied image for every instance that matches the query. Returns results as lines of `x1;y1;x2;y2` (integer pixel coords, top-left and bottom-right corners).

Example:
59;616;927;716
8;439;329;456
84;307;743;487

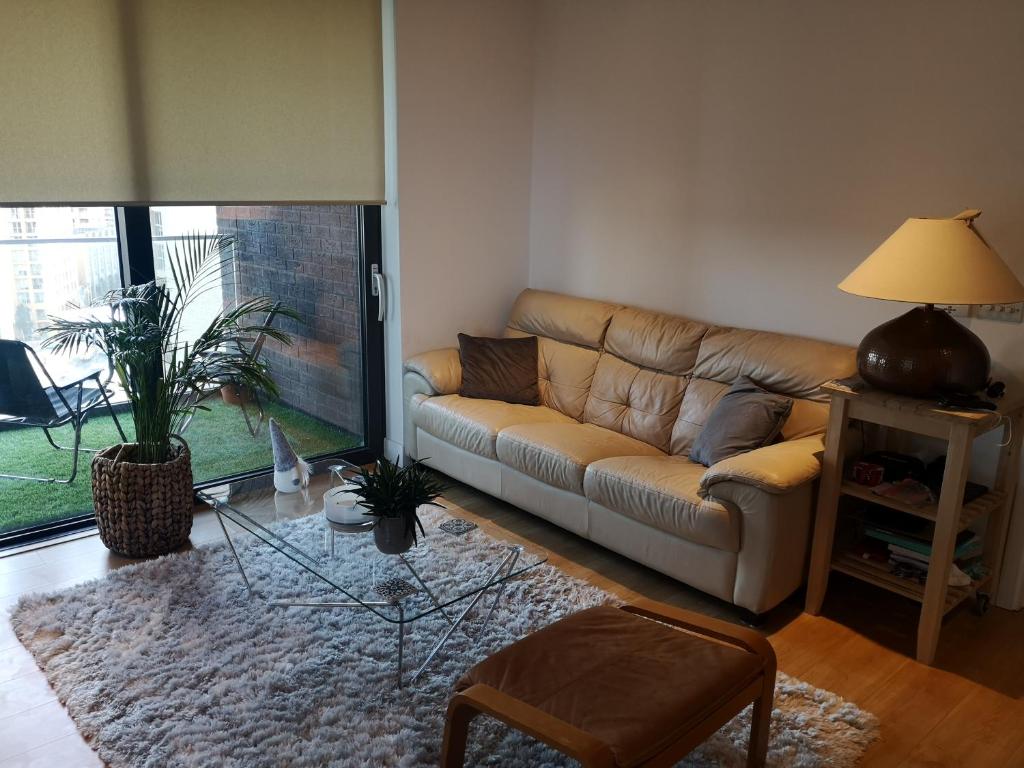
407;547;522;685
215;509;253;597
396;605;405;689
399;553;455;626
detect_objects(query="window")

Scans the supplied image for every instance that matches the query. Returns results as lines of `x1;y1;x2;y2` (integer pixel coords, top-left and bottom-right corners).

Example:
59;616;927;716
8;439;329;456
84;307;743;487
0;204;383;548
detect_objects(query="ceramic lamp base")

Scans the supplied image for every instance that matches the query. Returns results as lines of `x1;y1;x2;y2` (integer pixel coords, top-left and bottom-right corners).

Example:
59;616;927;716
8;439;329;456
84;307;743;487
857;305;990;397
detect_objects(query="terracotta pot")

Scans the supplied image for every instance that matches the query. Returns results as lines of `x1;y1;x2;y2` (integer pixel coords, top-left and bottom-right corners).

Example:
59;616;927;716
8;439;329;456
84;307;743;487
220;383;251;406
373;516;415;554
91;441;193;557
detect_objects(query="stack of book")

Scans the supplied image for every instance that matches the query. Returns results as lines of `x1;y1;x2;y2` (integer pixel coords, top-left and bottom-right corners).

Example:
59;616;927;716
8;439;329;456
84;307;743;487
863;524;982;584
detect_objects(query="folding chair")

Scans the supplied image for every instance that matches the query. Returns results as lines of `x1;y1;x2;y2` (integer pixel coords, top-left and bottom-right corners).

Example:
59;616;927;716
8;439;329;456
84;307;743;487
0;339;127;484
181;301;282;438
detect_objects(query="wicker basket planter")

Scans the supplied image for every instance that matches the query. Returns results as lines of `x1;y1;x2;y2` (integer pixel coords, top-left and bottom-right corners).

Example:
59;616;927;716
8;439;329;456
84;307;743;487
91;440;194;557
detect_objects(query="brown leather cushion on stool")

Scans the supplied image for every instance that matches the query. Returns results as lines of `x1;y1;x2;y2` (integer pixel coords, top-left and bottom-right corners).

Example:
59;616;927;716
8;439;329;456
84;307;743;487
455;605;765;768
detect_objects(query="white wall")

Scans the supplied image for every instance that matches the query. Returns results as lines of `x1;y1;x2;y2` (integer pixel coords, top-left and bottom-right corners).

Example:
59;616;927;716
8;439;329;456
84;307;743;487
525;1;1024;607
394;0;537;359
383;0;537;458
381;0;403;462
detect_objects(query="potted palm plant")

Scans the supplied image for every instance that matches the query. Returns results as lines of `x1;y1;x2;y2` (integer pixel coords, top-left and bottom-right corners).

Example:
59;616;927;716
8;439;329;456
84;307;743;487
350;457;445;554
43;233;297;557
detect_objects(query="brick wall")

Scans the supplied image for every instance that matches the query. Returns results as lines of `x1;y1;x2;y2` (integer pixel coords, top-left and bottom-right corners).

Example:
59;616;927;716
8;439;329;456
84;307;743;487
215;205;364;438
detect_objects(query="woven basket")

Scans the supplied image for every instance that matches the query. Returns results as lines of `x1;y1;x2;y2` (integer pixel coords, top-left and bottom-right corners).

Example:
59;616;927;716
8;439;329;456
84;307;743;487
91;439;194;557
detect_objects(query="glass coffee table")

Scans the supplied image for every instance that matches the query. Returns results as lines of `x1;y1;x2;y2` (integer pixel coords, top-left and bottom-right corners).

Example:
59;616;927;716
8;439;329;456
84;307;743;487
197;470;547;688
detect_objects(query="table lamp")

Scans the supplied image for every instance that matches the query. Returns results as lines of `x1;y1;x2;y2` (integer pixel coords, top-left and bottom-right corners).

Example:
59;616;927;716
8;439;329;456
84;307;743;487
839;210;1024;398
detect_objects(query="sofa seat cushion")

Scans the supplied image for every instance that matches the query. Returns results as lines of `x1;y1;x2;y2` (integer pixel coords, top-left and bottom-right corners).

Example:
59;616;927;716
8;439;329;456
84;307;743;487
496;422;663;495
584;456;739;551
413;394;576;460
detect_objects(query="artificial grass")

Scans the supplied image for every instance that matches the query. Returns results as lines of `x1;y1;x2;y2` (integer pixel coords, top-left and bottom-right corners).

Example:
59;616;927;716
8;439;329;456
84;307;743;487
0;399;359;536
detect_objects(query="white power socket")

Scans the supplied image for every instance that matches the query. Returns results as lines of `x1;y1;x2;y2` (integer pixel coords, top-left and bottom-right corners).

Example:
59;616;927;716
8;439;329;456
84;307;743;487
975;303;1024;323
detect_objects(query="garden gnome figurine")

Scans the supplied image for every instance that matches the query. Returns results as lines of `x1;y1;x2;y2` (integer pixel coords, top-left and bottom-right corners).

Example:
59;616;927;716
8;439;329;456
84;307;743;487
270;418;311;493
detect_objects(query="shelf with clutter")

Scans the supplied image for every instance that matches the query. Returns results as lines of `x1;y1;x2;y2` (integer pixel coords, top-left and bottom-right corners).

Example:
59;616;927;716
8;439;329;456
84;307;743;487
805;379;1024;664
830;452;997;617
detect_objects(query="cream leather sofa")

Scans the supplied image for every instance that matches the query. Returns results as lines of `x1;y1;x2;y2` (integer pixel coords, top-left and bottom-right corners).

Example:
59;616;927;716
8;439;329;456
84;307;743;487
403;290;856;614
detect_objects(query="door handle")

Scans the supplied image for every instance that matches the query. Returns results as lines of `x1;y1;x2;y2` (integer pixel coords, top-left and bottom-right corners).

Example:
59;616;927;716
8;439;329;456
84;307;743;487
371;265;386;322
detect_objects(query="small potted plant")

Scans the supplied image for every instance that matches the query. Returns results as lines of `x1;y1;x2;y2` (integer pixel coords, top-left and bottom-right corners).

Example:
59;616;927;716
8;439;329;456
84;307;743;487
351;456;445;554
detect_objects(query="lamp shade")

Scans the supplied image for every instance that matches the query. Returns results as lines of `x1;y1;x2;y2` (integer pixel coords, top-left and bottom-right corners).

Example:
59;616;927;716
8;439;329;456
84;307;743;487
839;212;1024;305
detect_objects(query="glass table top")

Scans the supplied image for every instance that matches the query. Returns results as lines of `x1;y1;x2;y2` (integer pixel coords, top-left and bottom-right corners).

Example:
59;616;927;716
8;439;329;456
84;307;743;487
196;471;548;625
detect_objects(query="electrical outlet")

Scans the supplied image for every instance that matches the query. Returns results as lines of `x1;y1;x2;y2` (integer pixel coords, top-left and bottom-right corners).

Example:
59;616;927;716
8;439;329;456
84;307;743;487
937;304;970;319
974;303;1024;323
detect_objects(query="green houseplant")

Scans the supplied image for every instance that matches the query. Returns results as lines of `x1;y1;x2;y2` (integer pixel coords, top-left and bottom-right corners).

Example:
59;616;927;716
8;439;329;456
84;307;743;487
43;233;297;557
350;456;445;554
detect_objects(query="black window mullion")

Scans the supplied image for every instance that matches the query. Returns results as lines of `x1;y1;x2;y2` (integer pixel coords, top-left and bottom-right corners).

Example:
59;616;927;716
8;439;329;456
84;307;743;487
116;206;156;286
360;205;386;460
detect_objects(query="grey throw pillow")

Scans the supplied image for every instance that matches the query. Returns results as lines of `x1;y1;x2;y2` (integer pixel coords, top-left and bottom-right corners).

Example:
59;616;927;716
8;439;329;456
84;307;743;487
690;377;793;467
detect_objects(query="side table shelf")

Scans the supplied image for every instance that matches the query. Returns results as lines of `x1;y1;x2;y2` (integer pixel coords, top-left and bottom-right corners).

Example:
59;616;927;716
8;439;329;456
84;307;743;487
805;379;1024;665
830;550;991;615
839;482;1005;531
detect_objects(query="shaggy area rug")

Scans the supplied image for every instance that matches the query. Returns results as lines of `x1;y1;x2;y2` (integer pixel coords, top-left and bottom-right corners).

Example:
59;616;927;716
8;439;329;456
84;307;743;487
11;506;878;767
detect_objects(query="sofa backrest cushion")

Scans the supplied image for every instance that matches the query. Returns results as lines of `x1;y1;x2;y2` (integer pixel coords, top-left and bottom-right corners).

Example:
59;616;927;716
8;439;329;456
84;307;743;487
670;327;856;456
583;308;709;452
692;327;856;401
501;289;856;447
507;289;620;348
603;308;709;376
505;289;621;420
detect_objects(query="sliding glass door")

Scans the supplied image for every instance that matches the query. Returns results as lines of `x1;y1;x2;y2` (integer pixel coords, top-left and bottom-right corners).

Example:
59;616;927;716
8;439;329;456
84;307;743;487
148;205;378;484
0;205;384;547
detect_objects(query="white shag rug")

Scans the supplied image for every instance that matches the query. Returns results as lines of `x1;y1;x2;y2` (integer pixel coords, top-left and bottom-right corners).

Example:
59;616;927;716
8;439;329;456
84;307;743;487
11;506;878;767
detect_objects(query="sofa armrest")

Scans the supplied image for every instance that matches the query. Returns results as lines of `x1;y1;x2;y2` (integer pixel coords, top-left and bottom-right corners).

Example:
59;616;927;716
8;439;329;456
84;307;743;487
403;348;462;395
699;435;825;496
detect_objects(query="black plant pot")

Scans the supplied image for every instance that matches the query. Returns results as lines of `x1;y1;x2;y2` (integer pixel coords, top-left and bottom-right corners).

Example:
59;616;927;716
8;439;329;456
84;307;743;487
373;516;415;554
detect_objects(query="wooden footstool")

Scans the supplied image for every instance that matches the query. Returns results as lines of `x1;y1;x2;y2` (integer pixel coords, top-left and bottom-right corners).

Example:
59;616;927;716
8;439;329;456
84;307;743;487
442;600;776;768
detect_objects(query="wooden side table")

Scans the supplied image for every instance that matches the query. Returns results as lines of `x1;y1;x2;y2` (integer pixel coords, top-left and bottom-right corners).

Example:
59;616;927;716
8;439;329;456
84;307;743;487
805;379;1024;665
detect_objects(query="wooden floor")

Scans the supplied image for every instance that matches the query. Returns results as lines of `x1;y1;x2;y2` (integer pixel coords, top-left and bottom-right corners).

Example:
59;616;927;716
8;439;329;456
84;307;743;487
1;474;1023;766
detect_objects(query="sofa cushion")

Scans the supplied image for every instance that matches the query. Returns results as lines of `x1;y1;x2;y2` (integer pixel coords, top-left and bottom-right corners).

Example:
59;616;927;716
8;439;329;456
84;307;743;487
506;288;620;348
604;307;708;376
413;395;575;460
584;456;739;551
457;333;539;405
506;330;601;420
694;326;856;402
670;379;829;456
690;377;793;467
496;422;663;495
669;377;730;456
583;353;687;452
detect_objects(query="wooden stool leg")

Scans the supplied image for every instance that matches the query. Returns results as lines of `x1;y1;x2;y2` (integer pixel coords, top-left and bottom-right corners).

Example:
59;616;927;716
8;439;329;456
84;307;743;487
441;695;480;768
747;670;775;768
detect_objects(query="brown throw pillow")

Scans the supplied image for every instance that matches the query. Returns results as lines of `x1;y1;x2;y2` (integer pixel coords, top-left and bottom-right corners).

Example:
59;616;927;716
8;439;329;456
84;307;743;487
458;333;540;405
690;377;793;467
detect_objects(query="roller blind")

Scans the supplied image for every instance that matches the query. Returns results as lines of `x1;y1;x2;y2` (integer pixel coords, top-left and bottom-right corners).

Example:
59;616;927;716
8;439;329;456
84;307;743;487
0;0;384;204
